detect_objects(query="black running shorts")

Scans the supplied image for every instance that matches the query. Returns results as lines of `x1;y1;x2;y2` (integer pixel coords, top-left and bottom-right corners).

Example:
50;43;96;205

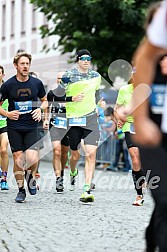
0;126;7;134
125;132;137;149
7;128;39;152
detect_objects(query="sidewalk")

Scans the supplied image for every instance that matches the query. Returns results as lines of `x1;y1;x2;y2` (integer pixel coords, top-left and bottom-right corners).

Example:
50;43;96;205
0;158;153;252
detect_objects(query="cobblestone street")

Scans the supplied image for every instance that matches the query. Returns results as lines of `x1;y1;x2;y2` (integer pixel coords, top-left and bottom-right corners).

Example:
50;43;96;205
0;159;153;252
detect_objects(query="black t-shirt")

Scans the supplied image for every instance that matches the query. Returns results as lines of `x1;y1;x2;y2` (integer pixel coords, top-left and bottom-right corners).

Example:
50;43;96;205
149;62;167;129
47;90;66;115
0;75;46;130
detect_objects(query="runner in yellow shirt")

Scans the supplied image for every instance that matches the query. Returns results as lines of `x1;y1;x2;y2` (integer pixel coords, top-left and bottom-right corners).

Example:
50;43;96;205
114;83;146;206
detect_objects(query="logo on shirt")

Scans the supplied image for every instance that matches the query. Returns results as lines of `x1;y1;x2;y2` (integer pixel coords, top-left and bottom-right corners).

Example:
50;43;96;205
17;88;31;97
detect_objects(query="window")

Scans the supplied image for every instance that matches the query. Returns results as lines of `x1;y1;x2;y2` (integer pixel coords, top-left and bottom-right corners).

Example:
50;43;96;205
2;4;6;40
32;4;36;31
43;14;48;29
11;1;15;38
21;0;26;35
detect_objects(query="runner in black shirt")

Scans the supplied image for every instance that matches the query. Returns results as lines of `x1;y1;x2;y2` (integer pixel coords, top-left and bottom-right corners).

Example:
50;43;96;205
0;52;48;203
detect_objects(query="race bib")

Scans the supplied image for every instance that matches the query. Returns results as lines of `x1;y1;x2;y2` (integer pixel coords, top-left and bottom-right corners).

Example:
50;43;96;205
14;101;32;114
150;84;166;114
69;117;86;126
161;90;167;133
51;117;67;129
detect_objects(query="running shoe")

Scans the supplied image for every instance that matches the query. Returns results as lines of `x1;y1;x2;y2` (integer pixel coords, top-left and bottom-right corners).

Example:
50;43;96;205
56;176;64;193
133;195;144;206
79;190;94;203
25;171;37;195
1;180;9;190
69;168;78;191
15;189;26;203
90;182;96;191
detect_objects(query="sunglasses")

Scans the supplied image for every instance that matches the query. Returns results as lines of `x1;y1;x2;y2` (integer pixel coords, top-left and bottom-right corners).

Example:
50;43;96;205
79;56;92;61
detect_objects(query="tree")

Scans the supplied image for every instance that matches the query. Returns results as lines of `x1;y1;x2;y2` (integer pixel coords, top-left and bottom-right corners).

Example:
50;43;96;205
30;0;157;80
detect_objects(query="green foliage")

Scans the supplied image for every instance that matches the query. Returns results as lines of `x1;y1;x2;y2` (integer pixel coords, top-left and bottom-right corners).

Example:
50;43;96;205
30;0;158;80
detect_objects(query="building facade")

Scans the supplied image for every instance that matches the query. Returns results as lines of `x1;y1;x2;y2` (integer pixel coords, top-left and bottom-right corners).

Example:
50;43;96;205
0;0;71;87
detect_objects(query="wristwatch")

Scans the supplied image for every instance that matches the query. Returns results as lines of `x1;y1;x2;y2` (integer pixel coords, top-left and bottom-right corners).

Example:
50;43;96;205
40;107;44;113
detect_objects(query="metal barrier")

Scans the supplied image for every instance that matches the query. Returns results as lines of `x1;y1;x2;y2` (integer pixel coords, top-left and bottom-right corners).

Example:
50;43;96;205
37;127;117;168
78;131;116;168
96;133;116;165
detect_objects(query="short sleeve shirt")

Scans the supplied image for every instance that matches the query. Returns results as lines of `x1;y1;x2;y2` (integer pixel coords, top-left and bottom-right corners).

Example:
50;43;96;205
0;99;8;129
147;0;167;49
0;75;46;130
116;84;134;132
61;68;101;118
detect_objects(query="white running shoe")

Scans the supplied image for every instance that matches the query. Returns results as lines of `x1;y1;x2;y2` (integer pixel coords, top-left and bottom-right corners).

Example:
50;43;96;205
133;195;144;206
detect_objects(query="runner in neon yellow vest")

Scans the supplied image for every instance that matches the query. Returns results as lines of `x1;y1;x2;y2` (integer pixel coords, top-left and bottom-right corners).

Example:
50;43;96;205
52;49;106;203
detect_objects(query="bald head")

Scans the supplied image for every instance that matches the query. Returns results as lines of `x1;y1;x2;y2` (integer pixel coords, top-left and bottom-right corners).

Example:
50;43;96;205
56;71;65;84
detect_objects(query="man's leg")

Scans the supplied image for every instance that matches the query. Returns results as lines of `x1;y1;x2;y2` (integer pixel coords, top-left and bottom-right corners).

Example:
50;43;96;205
79;115;100;203
24;149;39;195
13;151;25;188
7;128;26;202
69;150;80;173
52;140;62;178
79;144;97;203
122;147;132;171
128;146;145;205
13;150;26;203
61;144;69;173
25;149;38;174
125;132;145;205
19;129;41;197
69;150;80;191
50;126;69;192
68;127;82;191
52;140;64;193
0;132;9;190
84;144;97;185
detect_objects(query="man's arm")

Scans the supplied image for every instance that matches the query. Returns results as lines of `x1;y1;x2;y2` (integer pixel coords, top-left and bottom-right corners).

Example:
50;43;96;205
0;105;20;120
47;89;84;104
40;95;48;111
114;103;127;129
31;95;48;122
133;39;166;118
132;39;166;145
131;0;167;145
0;88;20;120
